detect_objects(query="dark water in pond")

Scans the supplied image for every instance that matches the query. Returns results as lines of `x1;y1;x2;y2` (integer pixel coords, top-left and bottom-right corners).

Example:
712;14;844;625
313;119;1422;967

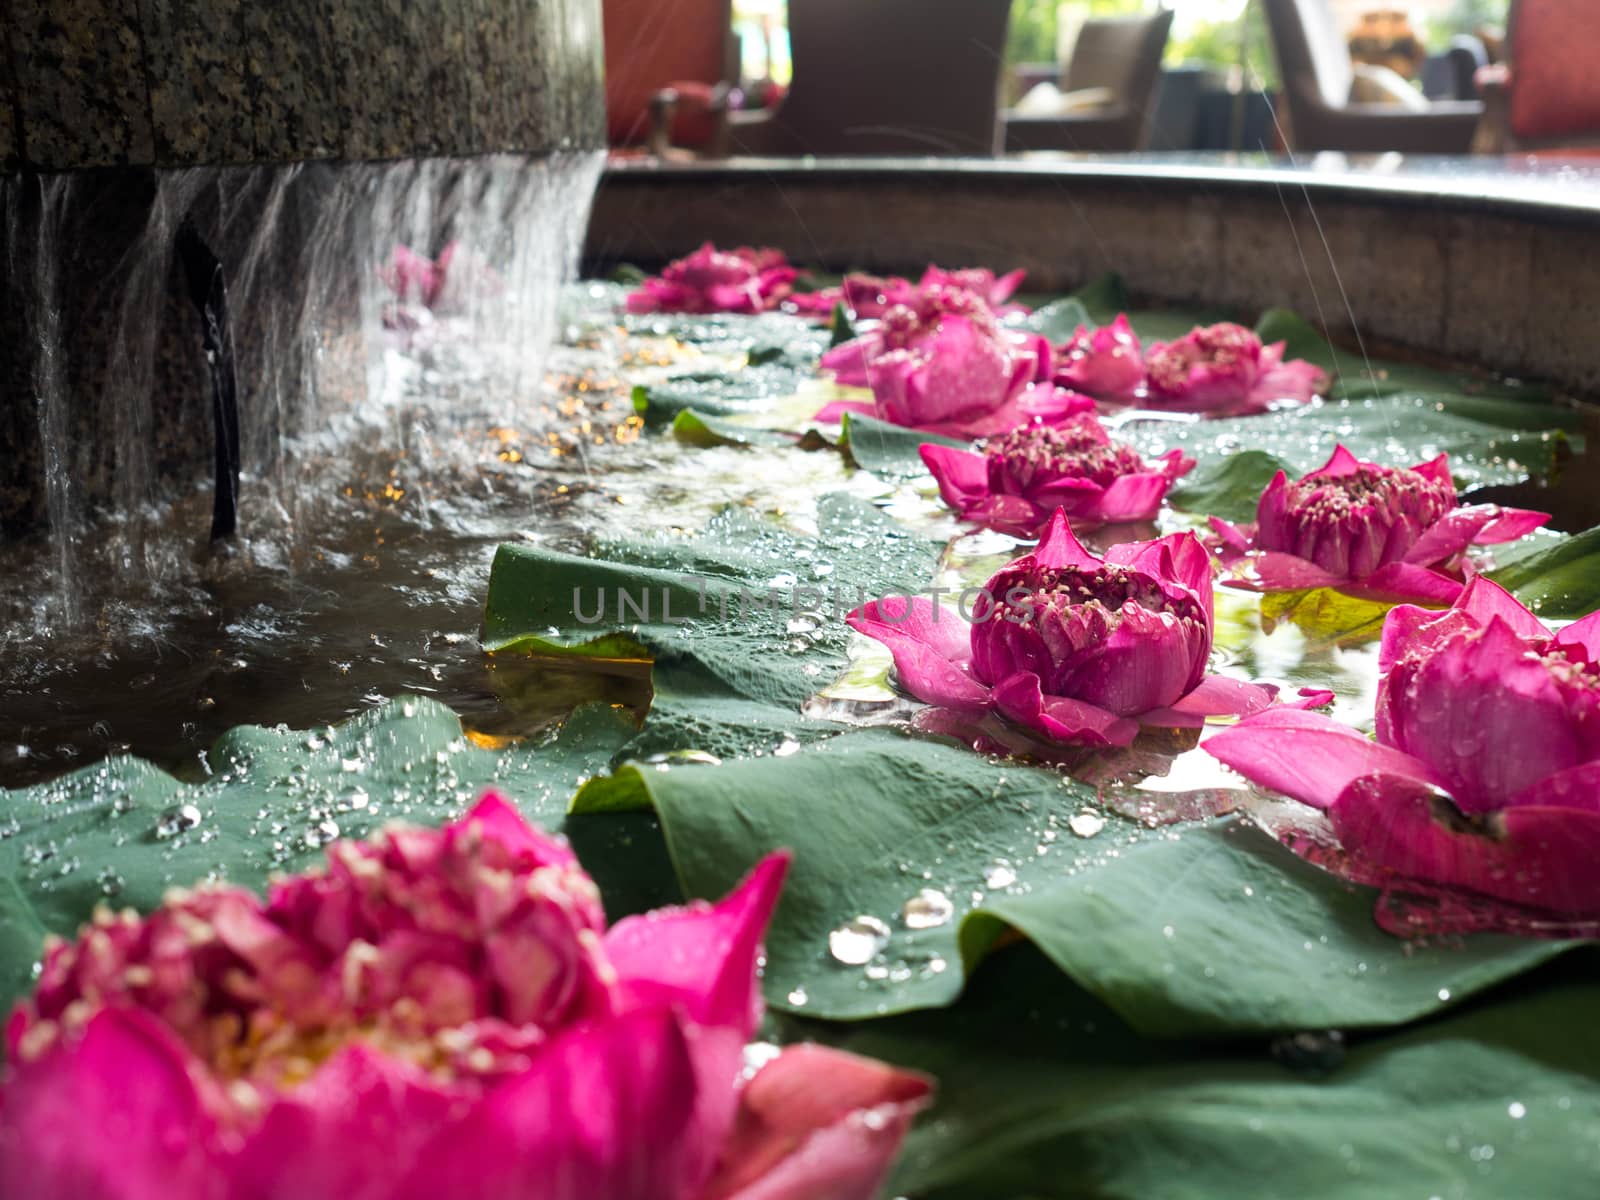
2;283;1596;792
0;287;877;787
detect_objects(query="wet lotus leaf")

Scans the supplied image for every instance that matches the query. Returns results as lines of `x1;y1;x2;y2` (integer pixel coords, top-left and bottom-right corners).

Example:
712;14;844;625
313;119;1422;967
1067;272;1131;323
670;408;804;448
483;493;941;711
0;698;658;1013
1166;449;1288;523
840;412;970;477
1119;395;1572;492
828;301;855;347
1487;524;1600;619
568;729;1574;1035
631;363;815;427
803;942;1600;1200
1019;297;1094;344
1251;307;1578;416
621;307;830;361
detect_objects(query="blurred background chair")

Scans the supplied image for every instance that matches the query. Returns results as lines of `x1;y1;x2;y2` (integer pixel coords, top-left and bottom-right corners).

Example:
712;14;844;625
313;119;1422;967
604;0;738;150
1261;0;1482;153
1001;11;1176;152
1475;0;1600;153
650;0;1013;157
1420;35;1490;103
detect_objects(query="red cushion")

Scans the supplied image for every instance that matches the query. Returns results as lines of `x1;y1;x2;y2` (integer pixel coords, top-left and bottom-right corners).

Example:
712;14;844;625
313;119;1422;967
1511;0;1600;141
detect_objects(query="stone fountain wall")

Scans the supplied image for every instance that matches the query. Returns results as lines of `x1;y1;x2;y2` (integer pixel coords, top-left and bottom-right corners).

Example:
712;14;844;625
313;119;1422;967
1;0;604;539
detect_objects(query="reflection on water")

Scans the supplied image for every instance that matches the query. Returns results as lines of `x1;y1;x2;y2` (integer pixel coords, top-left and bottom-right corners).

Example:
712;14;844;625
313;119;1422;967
0;285;873;787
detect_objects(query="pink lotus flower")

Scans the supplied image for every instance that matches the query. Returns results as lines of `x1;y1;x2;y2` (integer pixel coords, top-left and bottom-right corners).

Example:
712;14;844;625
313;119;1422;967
1144;322;1328;416
920;414;1195;535
838;272;915;319
915;265;1026;313
818;310;1073;439
1206;577;1600;916
1210;445;1549;604
788;264;1024;322
847;510;1330;747
1053;314;1146;402
820;285;1000;387
0;794;929;1199
627;243;800;315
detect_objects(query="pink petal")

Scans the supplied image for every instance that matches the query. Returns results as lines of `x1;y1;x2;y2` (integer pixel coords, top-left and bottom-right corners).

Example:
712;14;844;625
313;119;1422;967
919;444;990;515
1458;575;1549;639
233;1048;464;1200
1029;508;1106;571
1288;687;1337;709
1203;708;1438;810
1086;471;1171;523
454;791;576;866
1016;383;1097;424
397;1010;709;1200
990;671;1139;747
1140;674;1281;727
1107;530;1213;604
1508;760;1600;811
1555;609;1600;659
605;852;790;1036
702;1045;931;1200
1331;774;1600;915
1248;353;1327;408
1343;561;1464;606
814;400;877;425
845;597;989;712
990;268;1027;304
0;1009;223;1200
1230;551;1343;593
977;493;1049;536
1401;506;1515;567
1410;453;1454;488
1208;517;1253;555
1377;603;1465;676
1317;445;1364;477
1470;506;1550;545
1159;448;1196;481
820;342;871;388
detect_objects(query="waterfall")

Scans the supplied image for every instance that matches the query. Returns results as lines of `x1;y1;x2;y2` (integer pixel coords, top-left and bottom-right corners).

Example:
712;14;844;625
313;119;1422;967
0;150;604;635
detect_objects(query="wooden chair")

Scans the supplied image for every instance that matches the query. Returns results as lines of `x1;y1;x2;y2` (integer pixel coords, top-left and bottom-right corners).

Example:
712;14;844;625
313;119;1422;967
604;0;737;148
1001;11;1176;153
1474;0;1600;153
1261;0;1482;153
653;0;1014;158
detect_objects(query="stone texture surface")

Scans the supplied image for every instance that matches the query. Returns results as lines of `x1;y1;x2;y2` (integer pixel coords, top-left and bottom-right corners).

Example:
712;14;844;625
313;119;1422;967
243;2;345;161
10;0;155;170
2;0;604;170
140;0;252;164
587;167;1600;397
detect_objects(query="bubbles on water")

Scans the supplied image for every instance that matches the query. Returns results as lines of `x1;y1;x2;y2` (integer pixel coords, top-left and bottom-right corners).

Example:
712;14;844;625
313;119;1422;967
829;915;891;965
1507;1102;1526;1120
154;804;202;840
901;889;955;930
